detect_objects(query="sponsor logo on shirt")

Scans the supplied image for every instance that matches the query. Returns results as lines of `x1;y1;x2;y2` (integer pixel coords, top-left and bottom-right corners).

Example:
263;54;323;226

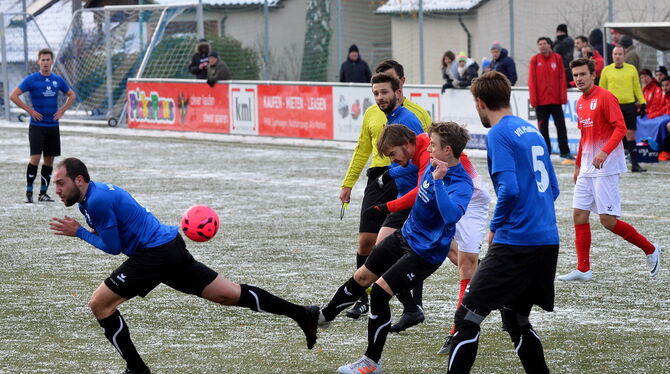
43;85;56;97
579;117;594;128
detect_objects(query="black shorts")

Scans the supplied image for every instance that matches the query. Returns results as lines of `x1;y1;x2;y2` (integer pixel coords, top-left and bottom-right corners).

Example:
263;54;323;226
619;103;637;130
365;231;442;294
359;166;397;234
104;234;219;299
28;125;61;156
461;243;559;315
382;208;411;230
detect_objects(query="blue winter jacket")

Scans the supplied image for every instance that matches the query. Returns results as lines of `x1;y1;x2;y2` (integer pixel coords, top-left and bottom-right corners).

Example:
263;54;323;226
490;48;518;86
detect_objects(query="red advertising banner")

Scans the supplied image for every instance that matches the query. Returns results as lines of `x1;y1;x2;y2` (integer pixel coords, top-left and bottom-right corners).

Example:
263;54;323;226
127;81;230;133
257;85;333;139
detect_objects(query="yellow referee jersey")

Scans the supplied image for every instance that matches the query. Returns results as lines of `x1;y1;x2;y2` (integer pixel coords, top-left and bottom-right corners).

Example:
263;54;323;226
599;63;645;105
341;98;432;189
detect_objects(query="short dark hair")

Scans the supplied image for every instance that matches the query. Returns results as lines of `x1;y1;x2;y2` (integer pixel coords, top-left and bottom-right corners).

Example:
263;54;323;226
570;57;596;74
537;37;553;47
371;73;400;92
575;35;589;44
38;48;53;60
375;59;405;79
662;77;670;84
428;122;470;158
470;71;511;111
377;124;417;155
58;157;91;183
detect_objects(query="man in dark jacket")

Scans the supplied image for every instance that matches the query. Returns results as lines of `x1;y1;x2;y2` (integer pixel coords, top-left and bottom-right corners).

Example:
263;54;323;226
554;24;574;86
206;51;232;87
489;42;517;86
589;28;614;64
189;39;211;80
340;44;372;83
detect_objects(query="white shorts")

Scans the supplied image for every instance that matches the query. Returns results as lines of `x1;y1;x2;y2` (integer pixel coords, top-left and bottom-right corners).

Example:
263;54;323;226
572;174;621;216
455;202;489;254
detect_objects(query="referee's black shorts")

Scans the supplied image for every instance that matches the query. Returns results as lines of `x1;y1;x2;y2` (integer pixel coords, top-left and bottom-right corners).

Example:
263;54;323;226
104;234;219;299
461;243;559;316
359;166;397;234
29;124;61;156
619;103;637;131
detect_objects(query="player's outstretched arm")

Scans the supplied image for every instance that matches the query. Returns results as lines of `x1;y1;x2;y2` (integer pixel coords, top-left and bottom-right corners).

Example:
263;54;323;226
75;224;123;255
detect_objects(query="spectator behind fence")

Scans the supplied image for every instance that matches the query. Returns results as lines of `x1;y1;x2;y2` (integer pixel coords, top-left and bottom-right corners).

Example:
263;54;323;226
529;37;573;162
659;77;670;161
574;35;589;58
206;51;231;87
619;36;640;71
188;38;211;80
599;46;647;172
453;52;479;88
481;58;491;74
554;24;574;86
489;42;517;86
655;66;667;84
589;28;614;64
640;69;664;119
441;50;456;92
582;45;604;82
339;44;372;83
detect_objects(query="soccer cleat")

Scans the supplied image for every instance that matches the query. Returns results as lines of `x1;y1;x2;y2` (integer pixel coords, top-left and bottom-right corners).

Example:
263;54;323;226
389;307;425;333
38;192;54;202
345;299;369;320
557;269;592;281
299;305;320;349
123;368;151;374
25;191;33;204
437;334;454;355
658;151;670;161
337;356;382;374
631;164;647;172
646;245;661;277
560;153;576;160
317;309;332;329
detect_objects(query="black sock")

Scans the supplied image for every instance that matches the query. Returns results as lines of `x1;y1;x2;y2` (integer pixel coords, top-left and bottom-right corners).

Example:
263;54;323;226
237;284;305;322
663;136;670;152
98;310;148;372
627;140;639;165
502;308;549;374
356;254;369;304
395;290;419;313
322;277;367;321
411;280;423;307
364;284;393;363
26;163;38;192
448;306;485;374
40;165;53;193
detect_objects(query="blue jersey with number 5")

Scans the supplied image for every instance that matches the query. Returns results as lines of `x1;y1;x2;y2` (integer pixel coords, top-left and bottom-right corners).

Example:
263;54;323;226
486;115;559;245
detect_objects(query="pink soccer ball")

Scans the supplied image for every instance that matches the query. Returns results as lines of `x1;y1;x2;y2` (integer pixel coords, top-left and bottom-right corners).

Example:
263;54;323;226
181;205;220;242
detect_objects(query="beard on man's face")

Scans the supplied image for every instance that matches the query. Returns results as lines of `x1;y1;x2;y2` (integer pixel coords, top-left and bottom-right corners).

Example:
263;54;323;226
380;96;397;115
64;188;81;207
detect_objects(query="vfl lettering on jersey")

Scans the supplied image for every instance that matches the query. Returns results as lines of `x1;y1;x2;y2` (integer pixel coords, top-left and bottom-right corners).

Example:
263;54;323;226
127;89;176;124
513;125;541;137
590;99;598;110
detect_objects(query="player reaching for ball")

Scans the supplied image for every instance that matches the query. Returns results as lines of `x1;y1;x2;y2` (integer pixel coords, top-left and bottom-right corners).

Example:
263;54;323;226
48;157;319;374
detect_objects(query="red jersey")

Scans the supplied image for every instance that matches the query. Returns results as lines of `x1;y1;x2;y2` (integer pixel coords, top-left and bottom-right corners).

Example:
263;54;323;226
528;52;567;107
643;82;665;119
387;133;431;212
663;92;670;115
575;85;628;177
592;50;604;78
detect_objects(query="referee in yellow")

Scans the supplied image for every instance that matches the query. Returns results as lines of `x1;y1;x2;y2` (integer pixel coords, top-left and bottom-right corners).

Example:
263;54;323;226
339;60;431;319
599;45;647;172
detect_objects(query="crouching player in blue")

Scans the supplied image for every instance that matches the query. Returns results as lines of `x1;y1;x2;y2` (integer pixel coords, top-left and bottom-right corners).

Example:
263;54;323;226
446;72;560;373
318;123;474;374
48;158;319;374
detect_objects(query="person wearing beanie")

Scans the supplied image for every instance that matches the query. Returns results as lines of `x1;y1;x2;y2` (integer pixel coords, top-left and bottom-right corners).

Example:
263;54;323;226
481;58;491;73
454;52;479;88
340;44;372;83
619;36;640;71
489;42;518;85
188;38;211;80
206;51;231;87
639;69;664;119
655;66;668;83
554;23;575;85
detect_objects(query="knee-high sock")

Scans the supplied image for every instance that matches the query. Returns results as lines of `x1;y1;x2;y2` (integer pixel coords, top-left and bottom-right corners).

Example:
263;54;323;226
611;220;655;254
502;309;549;374
396;290;419;313
26;163;38;192
627;139;640;165
237;284;305;321
356;254;369;303
448;306;485;374
411;280;423;307
364;284;393;363
450;279;470;335
40;165;53;193
575;223;592;272
98;310;148;372
321;277;367;321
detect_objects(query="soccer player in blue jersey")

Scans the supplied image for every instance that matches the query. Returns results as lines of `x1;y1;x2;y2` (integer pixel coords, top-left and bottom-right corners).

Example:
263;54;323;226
10;48;75;203
446;71;560;374
48;158;319;374
318;123;474;374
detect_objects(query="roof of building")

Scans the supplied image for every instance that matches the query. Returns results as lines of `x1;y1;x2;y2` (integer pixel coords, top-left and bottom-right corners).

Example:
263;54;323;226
150;0;282;7
375;0;484;14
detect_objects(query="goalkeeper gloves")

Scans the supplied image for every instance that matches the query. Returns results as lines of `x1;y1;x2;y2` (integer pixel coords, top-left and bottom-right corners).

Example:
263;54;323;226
362;204;390;221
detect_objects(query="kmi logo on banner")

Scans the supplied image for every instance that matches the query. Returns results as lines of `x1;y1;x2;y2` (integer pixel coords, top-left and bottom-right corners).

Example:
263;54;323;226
230;85;258;135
